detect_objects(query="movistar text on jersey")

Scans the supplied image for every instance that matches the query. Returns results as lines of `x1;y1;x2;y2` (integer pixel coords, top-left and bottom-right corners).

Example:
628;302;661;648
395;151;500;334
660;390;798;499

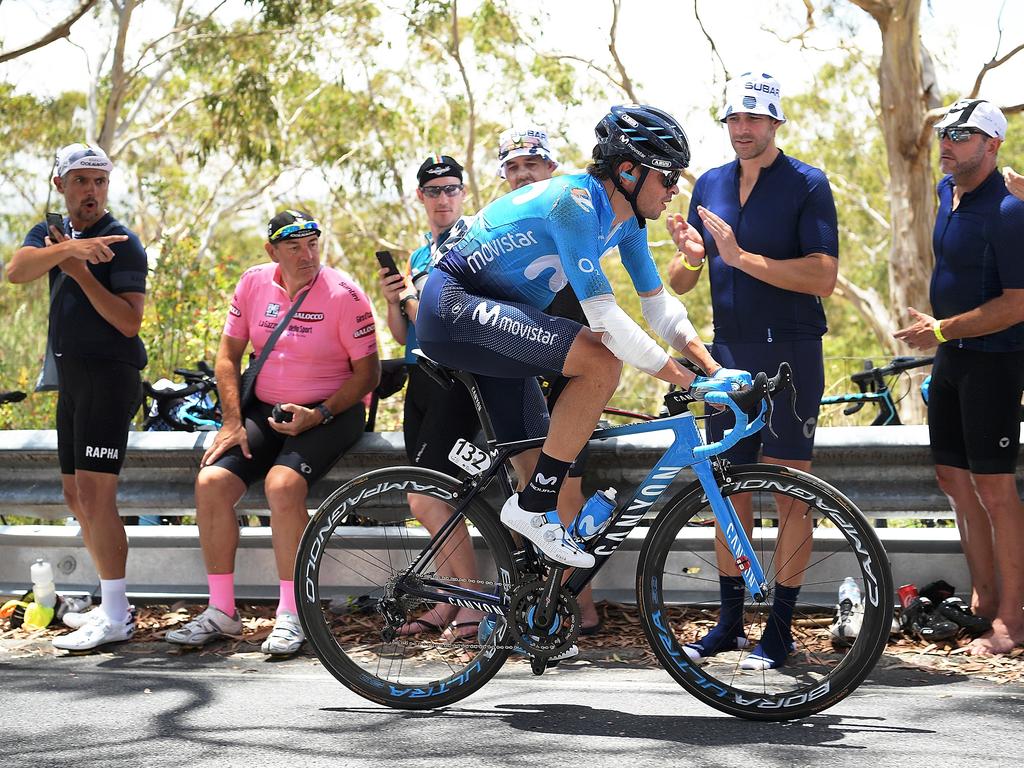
466;230;539;273
472;301;560;345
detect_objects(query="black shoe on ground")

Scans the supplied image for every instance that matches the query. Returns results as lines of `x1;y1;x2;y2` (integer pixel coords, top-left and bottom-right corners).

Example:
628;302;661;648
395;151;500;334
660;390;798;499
901;596;958;642
937;597;991;636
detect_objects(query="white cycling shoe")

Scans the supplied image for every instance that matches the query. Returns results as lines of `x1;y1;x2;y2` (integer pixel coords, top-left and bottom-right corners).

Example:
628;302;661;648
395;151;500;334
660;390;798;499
53;606;136;651
261;611;305;656
500;494;595;569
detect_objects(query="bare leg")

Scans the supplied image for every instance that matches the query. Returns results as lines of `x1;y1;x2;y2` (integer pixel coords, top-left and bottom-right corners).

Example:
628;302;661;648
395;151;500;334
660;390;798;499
407;492;482;632
541;330;621;462
712;458;814;586
967;473;1024;656
263;465;310;580
935;464;998;618
68;470;127;580
194;466;246;575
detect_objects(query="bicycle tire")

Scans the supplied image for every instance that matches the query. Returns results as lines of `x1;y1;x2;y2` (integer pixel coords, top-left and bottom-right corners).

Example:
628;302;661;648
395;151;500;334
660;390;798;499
295;467;517;709
637;463;893;720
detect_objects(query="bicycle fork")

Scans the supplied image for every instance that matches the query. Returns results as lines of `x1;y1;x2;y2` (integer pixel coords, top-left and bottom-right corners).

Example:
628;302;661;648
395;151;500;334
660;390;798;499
689;458;769;602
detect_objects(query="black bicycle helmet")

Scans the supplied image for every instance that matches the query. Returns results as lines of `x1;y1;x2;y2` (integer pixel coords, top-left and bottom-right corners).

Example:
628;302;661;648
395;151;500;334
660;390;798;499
594;104;690;225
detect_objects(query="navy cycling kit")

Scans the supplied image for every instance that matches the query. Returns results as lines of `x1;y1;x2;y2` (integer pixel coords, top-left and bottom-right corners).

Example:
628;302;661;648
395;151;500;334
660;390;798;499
23;213;147;474
687;151;839;463
928;169;1024;473
417;173;664;439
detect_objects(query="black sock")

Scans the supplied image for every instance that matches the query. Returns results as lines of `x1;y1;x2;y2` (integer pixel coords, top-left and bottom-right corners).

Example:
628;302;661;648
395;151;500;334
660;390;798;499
518;452;573;513
757;583;801;662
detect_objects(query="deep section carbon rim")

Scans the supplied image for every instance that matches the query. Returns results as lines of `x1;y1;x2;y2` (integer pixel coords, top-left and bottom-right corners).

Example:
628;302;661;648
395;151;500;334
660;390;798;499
638;464;894;720
296;467;517;708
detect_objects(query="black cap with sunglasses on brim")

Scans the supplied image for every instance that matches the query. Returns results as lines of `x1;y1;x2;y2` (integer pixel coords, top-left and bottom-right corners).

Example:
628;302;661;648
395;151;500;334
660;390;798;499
267;209;322;243
417;154;464;187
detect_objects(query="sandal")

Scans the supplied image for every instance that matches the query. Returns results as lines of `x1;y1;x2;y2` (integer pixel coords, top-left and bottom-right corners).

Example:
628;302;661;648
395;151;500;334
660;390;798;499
441;620;481;642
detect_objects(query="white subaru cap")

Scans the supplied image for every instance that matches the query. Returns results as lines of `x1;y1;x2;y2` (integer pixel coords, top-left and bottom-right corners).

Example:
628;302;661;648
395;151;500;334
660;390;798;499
935;99;1007;139
496;125;558;178
719;72;786;123
55;143;113;177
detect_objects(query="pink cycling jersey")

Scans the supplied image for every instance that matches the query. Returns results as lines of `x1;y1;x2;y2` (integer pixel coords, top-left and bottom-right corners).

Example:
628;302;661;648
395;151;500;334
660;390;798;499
224;264;378;406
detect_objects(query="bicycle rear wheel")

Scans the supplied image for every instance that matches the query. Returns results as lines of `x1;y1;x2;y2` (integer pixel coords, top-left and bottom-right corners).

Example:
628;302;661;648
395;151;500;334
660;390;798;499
295;467;517;709
637;464;893;720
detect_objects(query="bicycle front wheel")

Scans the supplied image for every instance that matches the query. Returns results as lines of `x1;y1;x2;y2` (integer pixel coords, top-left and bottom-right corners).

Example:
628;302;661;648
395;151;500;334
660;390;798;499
637;464;894;720
295;467;517;709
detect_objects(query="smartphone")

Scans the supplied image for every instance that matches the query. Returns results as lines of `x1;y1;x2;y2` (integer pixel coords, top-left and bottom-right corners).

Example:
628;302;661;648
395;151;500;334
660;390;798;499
45;212;64;236
375;250;400;279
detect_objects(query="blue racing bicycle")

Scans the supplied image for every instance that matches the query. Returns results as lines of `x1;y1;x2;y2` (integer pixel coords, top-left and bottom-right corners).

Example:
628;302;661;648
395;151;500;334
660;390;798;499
296;360;893;720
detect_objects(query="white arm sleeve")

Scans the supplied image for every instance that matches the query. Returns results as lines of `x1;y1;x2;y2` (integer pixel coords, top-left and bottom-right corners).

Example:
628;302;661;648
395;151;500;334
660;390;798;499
640;288;699;351
580;295;669;375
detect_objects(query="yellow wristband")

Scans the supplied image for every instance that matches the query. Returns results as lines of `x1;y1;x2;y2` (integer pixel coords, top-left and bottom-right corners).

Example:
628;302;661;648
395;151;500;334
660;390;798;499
680;255;705;272
933;320;948;344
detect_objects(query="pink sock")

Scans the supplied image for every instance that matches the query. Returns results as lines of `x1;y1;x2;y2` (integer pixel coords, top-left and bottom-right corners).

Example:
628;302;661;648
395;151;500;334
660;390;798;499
207;573;235;616
277;580;297;616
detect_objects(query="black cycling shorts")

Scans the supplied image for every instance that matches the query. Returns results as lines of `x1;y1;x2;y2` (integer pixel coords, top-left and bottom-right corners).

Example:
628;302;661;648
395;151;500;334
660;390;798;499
928;345;1024;474
211;401;365;487
56;355;142;475
705;339;825;464
404;365;481;473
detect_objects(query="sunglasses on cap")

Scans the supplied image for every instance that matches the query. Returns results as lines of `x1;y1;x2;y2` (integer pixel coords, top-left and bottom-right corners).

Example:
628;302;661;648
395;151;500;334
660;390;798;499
269;220;321;242
935;126;985;143
420;183;464;198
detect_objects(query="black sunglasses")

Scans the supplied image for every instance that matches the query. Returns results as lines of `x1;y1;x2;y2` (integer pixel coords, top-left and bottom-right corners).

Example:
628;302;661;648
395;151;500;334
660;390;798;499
651;168;680;188
935;127;984;143
420;183;464;198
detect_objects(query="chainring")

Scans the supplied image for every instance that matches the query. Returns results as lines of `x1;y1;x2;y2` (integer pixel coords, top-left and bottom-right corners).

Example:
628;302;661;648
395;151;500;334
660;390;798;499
507;579;580;659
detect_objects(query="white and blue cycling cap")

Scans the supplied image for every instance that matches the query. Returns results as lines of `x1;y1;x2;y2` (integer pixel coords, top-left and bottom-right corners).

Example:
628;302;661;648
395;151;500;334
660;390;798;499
497;125;558;177
719;72;786;123
55;143;113;178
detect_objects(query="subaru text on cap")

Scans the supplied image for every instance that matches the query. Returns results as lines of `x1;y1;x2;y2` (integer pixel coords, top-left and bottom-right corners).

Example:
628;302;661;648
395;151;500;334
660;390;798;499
497;126;559;177
934;99;1007;139
55;143;114;177
417;155;464;186
719;72;786;123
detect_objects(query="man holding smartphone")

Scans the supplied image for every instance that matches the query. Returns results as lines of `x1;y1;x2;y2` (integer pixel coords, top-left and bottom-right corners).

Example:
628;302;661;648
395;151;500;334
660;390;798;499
377;155;485;640
7;143;148;651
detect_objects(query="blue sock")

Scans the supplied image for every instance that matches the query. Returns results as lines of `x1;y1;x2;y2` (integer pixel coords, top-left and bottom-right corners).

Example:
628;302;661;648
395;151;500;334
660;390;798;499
689;576;746;654
752;583;800;665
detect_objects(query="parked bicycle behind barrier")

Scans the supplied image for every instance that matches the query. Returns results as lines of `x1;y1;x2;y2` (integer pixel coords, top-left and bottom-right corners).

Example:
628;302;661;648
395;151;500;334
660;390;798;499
819;356;934;427
295;357;894;721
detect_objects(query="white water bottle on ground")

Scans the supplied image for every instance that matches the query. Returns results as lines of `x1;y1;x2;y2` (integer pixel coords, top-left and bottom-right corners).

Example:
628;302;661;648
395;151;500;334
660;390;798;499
31;559;56;608
838;576;861;606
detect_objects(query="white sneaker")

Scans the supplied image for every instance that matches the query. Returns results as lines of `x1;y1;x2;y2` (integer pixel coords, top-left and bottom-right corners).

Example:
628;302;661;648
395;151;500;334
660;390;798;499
261;611;304;656
165;606;243;647
500;494;595;569
52;607;135;651
829;598;864;647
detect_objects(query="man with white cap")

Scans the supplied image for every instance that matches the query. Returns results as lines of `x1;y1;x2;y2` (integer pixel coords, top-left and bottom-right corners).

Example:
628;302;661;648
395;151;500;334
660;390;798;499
666;72;840;670
895;99;1024;656
7;143;148;651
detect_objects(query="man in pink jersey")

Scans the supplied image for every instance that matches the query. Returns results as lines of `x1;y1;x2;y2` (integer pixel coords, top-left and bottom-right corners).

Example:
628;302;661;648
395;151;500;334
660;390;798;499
167;209;380;655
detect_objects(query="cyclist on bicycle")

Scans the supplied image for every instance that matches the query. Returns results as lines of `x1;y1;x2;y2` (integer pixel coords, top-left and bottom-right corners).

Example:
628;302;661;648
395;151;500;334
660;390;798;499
417;105;733;568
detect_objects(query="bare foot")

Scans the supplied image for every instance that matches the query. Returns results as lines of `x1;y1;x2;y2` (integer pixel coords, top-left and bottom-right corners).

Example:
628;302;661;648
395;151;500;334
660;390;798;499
579;596;601;630
965;619;1024;656
397;604;456;637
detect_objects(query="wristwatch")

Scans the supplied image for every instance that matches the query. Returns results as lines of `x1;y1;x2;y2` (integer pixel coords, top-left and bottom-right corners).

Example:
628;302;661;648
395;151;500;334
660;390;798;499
315;403;334;425
399;293;417;320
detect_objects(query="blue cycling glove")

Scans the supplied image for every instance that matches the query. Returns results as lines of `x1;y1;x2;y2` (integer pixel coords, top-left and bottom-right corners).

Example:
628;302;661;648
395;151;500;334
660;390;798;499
690;367;753;396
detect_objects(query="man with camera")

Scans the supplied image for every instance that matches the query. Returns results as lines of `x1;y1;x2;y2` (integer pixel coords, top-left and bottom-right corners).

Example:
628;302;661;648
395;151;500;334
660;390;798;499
166;210;380;656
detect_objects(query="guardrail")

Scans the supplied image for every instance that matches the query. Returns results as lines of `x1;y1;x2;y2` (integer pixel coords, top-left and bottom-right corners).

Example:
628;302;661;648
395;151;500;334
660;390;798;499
2;426;1021;600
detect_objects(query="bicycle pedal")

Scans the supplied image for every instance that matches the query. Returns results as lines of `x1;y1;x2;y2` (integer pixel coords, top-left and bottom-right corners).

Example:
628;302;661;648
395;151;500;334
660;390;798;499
530;657;547;676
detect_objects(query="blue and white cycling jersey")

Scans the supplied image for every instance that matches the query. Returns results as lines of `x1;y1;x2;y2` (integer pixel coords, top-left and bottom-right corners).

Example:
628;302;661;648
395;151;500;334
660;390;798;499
435;173;663;307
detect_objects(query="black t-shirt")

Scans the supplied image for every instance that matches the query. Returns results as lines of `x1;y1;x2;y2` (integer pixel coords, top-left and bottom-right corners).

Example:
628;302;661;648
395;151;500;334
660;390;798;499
22;212;148;369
